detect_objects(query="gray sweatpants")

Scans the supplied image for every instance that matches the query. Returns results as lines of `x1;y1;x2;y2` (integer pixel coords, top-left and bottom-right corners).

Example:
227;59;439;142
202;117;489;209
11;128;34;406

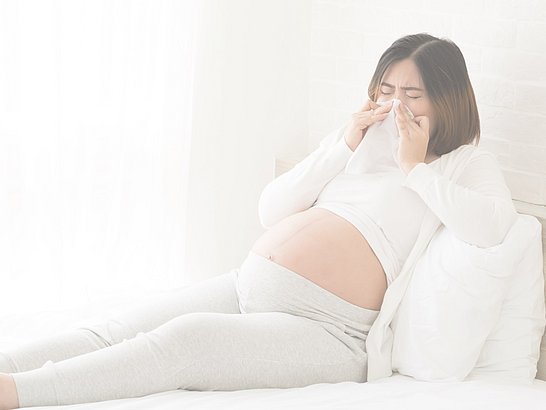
1;251;380;408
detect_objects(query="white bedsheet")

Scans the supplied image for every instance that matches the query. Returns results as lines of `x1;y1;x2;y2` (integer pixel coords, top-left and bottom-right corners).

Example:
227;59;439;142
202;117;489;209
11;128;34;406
2;299;546;410
9;376;543;410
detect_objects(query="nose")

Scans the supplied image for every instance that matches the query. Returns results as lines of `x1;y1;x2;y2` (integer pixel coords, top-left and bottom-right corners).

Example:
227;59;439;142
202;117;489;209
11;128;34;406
393;89;402;100
393;90;408;103
394;93;414;107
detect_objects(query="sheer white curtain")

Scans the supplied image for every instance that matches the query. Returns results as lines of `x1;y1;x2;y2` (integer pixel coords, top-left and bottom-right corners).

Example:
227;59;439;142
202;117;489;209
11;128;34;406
0;0;200;313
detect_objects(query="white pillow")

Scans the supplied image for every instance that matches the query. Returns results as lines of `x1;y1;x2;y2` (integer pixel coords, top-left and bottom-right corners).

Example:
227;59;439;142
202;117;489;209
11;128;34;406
468;214;545;383
391;213;545;382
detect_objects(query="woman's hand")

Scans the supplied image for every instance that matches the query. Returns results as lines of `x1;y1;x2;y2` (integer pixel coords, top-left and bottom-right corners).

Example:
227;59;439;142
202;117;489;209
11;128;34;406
395;101;430;174
343;100;393;152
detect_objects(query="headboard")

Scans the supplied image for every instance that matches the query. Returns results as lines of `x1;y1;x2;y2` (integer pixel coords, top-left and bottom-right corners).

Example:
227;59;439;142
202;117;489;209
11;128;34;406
513;200;546;382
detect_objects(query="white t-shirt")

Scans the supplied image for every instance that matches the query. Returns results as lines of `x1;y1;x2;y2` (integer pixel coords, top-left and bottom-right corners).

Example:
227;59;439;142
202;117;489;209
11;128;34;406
258;124;517;286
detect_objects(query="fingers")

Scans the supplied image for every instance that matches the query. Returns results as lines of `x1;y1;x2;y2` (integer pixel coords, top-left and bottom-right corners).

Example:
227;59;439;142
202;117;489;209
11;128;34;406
361;100;392;123
395;102;429;138
394;101;408;121
350;99;394;136
372;100;393;115
359;99;390;113
414;115;430;135
394;102;409;133
395;103;417;126
352;107;388;128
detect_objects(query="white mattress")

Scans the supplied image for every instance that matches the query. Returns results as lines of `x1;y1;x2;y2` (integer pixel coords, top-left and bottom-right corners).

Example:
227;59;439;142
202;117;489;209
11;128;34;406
2;298;546;410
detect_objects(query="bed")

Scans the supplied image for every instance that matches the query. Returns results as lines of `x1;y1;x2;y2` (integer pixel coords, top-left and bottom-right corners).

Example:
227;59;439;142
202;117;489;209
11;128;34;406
1;204;545;410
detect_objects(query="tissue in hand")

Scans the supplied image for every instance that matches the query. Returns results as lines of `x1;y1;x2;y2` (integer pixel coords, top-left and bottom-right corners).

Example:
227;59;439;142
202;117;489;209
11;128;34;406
344;99;412;175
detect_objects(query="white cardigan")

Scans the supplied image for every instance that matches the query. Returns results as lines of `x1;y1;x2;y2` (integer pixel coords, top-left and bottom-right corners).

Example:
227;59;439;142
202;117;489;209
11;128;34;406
259;124;516;249
257;123;518;381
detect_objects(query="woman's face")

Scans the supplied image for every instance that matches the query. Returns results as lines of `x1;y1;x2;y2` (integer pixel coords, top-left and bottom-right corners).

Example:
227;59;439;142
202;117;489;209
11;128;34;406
376;58;435;133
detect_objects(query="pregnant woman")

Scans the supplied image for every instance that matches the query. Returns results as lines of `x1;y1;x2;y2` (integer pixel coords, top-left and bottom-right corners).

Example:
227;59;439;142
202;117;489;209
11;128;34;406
0;33;516;409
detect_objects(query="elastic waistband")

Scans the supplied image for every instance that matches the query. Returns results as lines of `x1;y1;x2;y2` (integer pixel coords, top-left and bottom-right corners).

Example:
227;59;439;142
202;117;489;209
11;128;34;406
236;251;380;341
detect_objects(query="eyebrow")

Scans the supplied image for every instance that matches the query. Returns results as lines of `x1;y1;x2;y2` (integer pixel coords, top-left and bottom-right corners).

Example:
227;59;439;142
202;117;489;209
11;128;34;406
380;82;424;92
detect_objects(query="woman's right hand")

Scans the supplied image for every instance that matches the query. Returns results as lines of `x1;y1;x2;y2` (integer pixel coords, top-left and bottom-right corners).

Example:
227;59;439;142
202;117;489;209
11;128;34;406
343;99;393;151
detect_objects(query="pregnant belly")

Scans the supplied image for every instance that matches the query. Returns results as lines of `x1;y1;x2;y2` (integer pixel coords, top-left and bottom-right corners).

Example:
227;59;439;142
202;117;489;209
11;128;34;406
250;207;387;311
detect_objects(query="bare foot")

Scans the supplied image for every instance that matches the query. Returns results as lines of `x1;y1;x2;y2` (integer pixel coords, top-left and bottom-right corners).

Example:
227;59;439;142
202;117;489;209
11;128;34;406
0;373;19;410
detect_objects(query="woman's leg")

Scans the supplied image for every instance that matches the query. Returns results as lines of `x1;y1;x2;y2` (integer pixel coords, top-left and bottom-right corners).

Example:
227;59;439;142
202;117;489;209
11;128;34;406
0;269;240;374
10;311;367;408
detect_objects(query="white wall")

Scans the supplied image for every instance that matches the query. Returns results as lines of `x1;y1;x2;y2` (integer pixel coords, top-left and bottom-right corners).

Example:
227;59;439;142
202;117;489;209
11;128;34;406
308;0;546;207
184;0;312;281
185;0;546;281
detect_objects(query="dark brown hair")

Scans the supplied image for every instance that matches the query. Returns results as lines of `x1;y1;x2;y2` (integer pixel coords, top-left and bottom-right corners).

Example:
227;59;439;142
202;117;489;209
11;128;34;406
368;33;480;155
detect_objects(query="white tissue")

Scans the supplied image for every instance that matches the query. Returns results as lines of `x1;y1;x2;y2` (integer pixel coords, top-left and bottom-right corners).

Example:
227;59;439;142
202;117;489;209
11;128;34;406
344;99;412;174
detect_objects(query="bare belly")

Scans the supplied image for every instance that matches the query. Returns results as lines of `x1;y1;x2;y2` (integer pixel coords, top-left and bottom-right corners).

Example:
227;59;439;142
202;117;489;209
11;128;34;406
250;207;387;311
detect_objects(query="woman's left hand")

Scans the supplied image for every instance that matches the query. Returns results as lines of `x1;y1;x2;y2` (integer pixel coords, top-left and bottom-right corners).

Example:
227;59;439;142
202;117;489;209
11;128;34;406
395;102;430;175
